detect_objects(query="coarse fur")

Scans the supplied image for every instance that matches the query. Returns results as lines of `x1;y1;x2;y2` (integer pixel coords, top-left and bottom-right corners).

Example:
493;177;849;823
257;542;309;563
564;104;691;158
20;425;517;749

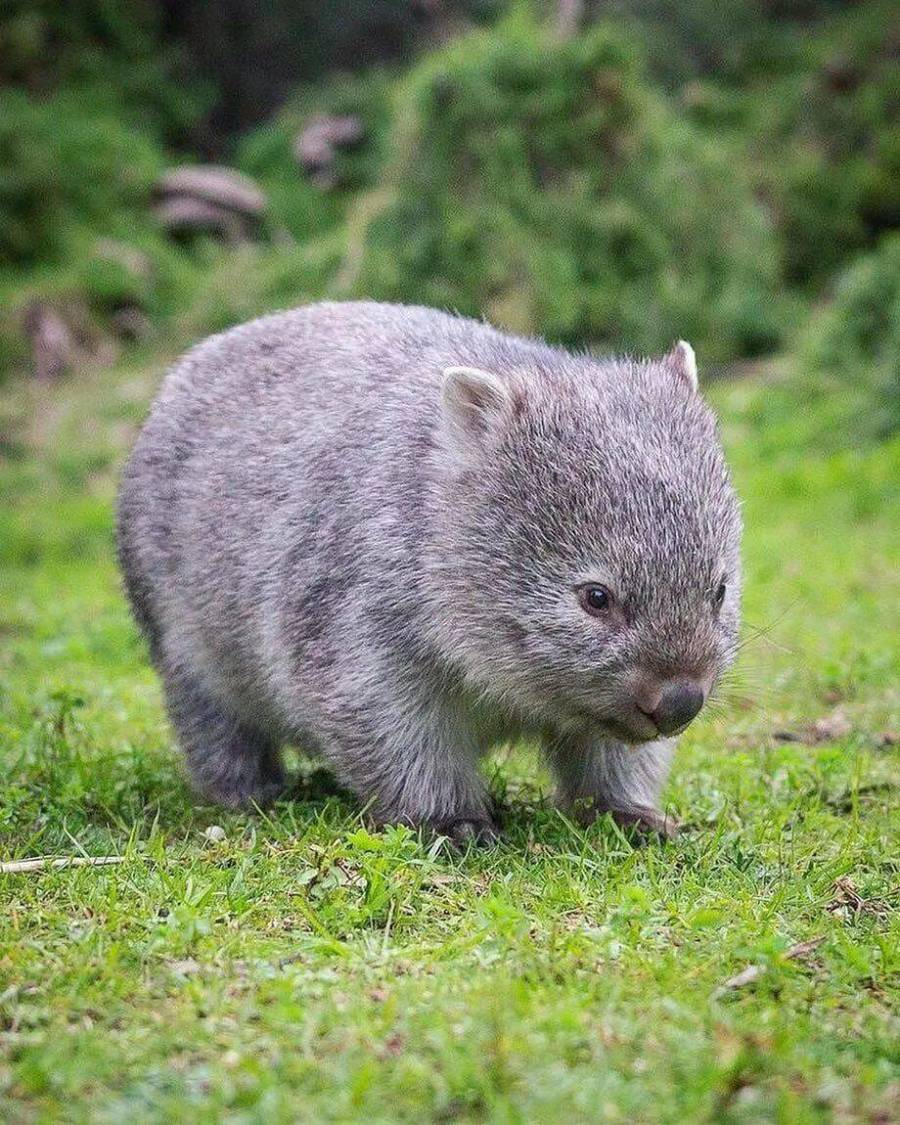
117;301;742;843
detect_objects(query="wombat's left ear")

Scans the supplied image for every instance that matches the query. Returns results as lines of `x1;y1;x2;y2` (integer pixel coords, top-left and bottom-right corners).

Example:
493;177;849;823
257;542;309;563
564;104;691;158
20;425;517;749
666;340;699;391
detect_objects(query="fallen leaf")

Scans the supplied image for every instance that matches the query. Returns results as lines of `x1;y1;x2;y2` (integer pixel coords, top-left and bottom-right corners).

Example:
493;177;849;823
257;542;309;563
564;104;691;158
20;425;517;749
379;1032;405;1058
827;876;893;920
718;937;825;993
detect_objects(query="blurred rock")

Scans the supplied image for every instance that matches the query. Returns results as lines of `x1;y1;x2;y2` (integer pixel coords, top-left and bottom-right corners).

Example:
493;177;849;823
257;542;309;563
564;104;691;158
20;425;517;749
22;301;75;382
111;305;152;342
152;195;246;242
294;115;365;187
153;165;266;241
94;238;154;279
157;165;266;215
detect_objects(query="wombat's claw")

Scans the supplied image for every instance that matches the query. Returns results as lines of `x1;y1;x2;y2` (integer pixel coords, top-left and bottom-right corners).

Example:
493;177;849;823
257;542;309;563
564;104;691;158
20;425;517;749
439;816;501;848
612;807;679;841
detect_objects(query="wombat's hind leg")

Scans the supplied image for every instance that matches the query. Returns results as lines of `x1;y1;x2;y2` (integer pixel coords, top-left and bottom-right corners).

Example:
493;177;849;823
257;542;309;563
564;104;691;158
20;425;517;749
163;672;286;809
546;736;677;840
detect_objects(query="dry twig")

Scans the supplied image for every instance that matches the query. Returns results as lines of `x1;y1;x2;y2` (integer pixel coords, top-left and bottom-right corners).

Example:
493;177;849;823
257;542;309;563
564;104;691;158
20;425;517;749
0;855;125;874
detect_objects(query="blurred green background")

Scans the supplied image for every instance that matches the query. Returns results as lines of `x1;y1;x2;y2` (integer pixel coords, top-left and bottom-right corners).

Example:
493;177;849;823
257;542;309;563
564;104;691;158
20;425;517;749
0;0;897;436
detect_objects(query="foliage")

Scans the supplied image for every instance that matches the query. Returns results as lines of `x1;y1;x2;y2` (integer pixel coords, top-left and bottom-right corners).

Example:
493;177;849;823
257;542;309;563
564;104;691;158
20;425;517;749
0;89;164;269
590;0;848;90
602;0;900;287
749;0;900;286
1;358;898;1119
741;235;900;454
0;0;207;146
2;1;899;380
349;12;786;360
799;233;900;440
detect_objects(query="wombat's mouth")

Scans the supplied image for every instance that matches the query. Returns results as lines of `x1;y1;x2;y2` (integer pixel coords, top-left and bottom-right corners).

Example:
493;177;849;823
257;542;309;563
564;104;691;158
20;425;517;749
578;711;695;745
576;712;656;745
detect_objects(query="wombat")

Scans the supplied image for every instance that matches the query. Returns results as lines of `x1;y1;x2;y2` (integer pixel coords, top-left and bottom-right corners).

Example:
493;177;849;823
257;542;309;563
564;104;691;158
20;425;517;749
118;301;741;843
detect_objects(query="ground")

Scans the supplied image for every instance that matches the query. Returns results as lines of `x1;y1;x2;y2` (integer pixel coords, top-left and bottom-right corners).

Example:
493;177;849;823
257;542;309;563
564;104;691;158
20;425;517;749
0;353;898;1123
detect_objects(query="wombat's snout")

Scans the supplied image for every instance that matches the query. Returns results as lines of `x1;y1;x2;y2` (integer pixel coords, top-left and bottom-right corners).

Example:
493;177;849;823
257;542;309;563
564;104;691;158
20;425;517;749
636;679;706;737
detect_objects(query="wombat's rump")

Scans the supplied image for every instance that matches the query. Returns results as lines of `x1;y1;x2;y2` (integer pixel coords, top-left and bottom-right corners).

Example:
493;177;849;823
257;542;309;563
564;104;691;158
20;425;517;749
118;301;741;842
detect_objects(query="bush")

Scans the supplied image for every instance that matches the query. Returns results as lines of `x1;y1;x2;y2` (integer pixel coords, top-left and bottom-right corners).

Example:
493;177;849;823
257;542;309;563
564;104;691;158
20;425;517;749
590;0;846;90
0;0;207;145
800;234;900;440
745;234;900;452
753;1;900;287
349;11;786;360
0;89;164;268
596;1;900;289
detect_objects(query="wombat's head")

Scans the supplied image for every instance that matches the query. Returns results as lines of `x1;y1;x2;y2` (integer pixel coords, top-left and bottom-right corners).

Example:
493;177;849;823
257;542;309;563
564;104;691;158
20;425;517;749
437;342;741;742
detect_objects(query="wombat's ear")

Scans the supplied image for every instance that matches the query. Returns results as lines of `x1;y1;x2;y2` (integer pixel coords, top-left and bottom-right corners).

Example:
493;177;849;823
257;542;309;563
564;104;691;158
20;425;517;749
666;340;699;391
442;366;516;458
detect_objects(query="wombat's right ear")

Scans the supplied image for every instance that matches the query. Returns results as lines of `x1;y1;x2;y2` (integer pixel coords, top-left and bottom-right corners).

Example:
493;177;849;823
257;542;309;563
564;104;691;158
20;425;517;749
666;340;699;391
442;366;516;459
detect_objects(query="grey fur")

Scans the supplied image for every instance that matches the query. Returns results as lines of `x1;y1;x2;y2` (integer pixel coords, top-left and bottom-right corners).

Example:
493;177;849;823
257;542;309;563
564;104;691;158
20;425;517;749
117;301;741;840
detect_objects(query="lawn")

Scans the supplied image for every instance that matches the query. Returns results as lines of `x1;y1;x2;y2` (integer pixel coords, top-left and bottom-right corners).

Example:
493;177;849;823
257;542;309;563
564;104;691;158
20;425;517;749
1;352;898;1122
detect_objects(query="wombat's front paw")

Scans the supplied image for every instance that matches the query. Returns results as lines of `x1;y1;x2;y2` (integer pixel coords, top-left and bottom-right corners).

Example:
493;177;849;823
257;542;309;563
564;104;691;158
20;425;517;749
436;815;501;849
192;762;286;810
611;807;679;841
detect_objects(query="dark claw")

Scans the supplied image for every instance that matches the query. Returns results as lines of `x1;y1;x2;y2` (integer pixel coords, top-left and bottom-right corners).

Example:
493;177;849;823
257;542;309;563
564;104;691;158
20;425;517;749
438;816;501;849
611;807;679;841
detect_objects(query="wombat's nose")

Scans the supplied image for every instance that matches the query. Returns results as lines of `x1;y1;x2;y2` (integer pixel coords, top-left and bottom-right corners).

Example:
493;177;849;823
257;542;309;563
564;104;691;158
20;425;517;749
644;681;705;736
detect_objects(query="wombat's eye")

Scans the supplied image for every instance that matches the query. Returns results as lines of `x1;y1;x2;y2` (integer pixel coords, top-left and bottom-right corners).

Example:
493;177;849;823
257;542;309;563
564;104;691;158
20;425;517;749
714;581;727;608
579;584;612;616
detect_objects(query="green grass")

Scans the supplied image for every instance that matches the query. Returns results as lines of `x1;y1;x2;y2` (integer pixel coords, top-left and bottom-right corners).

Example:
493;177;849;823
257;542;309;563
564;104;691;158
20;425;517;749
1;355;898;1123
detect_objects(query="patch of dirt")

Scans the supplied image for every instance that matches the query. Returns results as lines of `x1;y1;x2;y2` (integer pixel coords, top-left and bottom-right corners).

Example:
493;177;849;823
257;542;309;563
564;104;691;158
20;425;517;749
773;708;852;745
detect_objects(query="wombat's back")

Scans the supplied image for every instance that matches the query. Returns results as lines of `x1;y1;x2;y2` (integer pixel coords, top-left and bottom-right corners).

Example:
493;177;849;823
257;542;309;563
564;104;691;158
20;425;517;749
117;301;552;725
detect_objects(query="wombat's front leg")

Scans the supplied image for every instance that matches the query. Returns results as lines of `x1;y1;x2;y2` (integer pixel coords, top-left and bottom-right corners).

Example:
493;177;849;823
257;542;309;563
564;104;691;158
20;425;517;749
545;736;677;839
319;702;499;847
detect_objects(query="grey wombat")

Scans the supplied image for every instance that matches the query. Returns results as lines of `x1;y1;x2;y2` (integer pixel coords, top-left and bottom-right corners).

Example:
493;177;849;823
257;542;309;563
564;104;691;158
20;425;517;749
118;301;741;843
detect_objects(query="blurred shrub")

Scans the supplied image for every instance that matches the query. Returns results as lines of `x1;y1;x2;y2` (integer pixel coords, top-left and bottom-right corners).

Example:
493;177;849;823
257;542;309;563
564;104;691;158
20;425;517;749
747;234;900;450
799;233;900;439
171;237;345;342
603;0;900;289
349;10;786;360
0;89;164;267
2;0;896;385
591;0;846;90
0;0;207;145
750;1;900;287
